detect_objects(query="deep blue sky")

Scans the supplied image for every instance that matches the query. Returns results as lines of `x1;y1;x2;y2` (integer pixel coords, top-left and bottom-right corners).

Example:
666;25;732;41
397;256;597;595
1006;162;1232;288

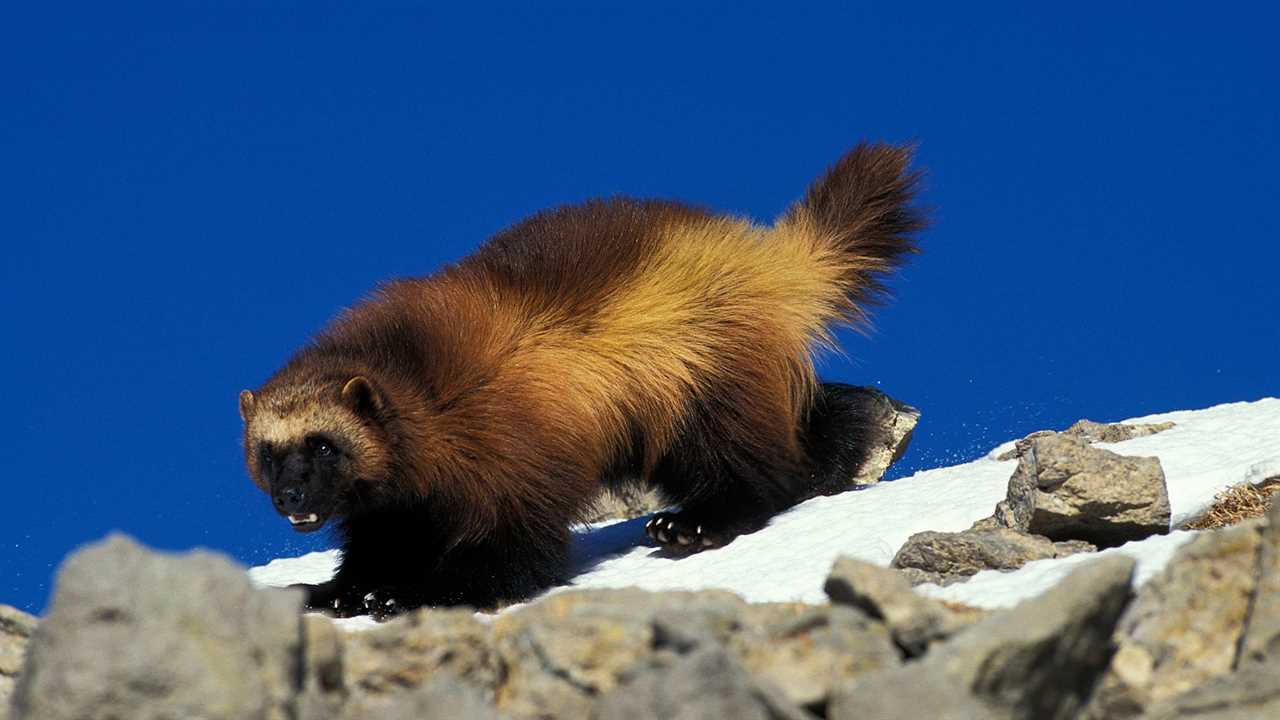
3;3;1276;614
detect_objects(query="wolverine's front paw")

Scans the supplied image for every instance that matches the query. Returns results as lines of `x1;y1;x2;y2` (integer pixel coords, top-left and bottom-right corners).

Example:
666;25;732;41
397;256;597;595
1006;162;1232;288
645;513;722;554
293;581;367;618
360;587;412;620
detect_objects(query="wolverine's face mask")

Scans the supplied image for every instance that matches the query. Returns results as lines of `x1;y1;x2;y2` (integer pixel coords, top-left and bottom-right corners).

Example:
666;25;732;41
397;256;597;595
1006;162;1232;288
252;433;348;532
238;376;390;533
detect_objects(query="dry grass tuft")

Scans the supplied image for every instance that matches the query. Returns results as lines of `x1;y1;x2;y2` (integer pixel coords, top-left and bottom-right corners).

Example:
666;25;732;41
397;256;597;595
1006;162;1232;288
1184;476;1280;530
938;599;989;623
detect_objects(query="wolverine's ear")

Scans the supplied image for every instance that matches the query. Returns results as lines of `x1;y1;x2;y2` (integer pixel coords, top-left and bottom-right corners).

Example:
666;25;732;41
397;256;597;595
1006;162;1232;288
341;376;384;417
239;390;256;422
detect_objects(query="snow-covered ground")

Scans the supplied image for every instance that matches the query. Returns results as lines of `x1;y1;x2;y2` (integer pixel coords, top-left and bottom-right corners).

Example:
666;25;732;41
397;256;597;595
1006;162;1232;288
250;397;1280;628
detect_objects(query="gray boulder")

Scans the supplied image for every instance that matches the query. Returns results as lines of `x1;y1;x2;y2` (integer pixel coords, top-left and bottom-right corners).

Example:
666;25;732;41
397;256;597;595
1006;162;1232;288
11;534;304;720
1065;419;1176;445
995;420;1175;462
1142;659;1280;720
0;605;37;719
489;588;897;717
838;386;921;488
1000;434;1170;546
728;604;900;709
592;647;813;720
891;527;1093;578
341;606;498;699
1238;501;1280;666
492;588;747;719
934;555;1136;720
833;556;1136;720
337;677;499;720
823;556;973;656
1083;522;1264;719
828;669;999;720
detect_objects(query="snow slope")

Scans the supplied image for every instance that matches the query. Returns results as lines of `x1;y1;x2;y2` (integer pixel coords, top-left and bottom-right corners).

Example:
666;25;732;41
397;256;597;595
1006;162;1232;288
250;397;1280;625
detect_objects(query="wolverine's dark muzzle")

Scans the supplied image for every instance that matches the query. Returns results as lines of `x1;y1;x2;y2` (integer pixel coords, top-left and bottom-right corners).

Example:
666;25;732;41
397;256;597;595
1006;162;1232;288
270;451;337;533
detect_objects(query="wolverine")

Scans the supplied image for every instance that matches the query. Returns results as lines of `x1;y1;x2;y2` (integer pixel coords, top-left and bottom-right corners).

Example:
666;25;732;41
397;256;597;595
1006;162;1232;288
239;143;926;618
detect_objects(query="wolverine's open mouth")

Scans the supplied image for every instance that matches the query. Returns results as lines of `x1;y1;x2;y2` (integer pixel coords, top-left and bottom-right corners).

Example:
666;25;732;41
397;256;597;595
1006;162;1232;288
287;514;325;532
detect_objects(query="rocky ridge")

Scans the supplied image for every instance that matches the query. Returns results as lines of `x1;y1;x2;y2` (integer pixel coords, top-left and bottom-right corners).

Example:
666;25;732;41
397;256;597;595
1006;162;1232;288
9;503;1280;719
7;408;1279;719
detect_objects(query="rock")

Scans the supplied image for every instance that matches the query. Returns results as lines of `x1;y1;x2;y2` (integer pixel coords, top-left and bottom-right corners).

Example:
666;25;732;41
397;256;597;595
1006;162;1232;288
592;647;813;720
1065;419;1176;444
891;528;1089;578
728;605;900;709
0;605;37;718
11;534;304;720
897;567;971;587
930;555;1136;720
337;677;499;720
1054;538;1100;556
994;430;1058;462
295;614;346;720
490;588;895;716
836;386;921;487
342;607;497;698
828;668;1000;720
1000;434;1170;546
491;588;746;719
823;556;972;656
1238;501;1280;666
833;556;1135;720
994;420;1175;461
1083;523;1264;719
1142;659;1280;720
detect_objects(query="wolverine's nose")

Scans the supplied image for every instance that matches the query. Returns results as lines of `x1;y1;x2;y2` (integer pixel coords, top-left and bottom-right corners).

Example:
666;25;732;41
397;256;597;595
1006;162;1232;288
274;486;306;514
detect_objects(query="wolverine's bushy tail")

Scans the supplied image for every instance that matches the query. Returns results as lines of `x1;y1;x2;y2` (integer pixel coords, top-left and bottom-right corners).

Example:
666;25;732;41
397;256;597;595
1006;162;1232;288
777;142;928;328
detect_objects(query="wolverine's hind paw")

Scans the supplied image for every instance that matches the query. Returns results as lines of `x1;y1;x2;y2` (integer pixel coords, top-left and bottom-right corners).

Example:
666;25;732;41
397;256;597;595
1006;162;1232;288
645;513;721;554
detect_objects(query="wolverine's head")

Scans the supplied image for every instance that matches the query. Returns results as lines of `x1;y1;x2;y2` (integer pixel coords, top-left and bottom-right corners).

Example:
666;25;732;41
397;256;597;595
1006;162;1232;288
239;375;392;533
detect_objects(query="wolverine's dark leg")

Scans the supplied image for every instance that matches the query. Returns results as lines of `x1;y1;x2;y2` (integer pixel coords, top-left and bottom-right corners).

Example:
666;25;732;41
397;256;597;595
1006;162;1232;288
311;505;441;617
318;503;571;619
797;382;907;498
419;528;570;608
646;385;812;553
352;528;570;618
645;382;897;553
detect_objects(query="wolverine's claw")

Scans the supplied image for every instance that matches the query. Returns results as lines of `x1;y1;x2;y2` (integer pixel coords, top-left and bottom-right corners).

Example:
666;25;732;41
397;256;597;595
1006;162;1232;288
646;512;724;554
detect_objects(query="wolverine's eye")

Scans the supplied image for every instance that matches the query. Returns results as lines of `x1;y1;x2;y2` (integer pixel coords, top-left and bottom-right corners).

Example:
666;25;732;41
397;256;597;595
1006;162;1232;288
307;436;336;458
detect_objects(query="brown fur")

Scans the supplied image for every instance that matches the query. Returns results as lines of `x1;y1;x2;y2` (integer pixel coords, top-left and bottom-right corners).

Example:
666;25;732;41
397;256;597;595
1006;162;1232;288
241;142;926;614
